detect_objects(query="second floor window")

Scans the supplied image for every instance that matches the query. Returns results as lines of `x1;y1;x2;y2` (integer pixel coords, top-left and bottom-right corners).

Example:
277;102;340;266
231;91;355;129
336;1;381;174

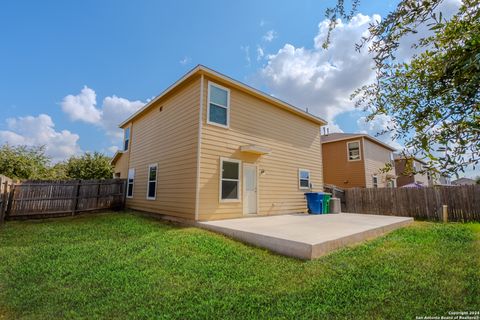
124;127;131;151
347;141;361;161
208;83;230;127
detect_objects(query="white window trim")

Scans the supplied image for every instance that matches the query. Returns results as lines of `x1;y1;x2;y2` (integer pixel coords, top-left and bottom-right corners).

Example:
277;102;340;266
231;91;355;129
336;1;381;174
126;168;135;198
219;157;241;203
146;163;158;200
372;175;379;188
347;140;362;162
124;127;131;152
207;81;230;129
298;168;311;190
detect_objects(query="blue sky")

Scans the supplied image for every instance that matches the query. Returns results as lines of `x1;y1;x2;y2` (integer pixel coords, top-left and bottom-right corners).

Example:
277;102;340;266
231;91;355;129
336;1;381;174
0;0;475;177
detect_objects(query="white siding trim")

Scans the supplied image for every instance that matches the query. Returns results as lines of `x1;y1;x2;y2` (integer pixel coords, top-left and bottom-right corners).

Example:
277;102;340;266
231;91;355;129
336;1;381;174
362;137;369;187
195;75;204;221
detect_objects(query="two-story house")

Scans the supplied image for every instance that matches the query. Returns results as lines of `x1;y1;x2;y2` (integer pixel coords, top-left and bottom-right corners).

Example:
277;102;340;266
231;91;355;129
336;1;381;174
111;65;327;221
321;133;396;188
394;155;431;187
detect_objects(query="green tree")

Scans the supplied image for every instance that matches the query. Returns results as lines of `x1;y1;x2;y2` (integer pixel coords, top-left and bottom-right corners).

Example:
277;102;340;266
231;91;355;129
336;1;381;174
326;0;479;176
0;144;51;179
65;152;113;180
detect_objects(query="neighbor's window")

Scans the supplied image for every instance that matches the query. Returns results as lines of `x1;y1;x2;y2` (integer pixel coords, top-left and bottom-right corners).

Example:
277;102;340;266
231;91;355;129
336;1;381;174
372;176;378;188
124;127;131;151
387;179;395;188
127;168;135;198
347;141;361;161
146;164;157;200
299;169;310;189
208;83;230;127
220;158;240;201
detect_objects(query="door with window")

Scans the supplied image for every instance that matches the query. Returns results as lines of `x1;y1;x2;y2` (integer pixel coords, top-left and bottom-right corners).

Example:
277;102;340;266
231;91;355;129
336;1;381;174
243;164;258;215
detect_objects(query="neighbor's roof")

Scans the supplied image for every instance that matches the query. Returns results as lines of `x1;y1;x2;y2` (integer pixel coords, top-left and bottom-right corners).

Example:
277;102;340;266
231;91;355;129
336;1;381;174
321;133;396;151
110;151;124;165
119;64;327;128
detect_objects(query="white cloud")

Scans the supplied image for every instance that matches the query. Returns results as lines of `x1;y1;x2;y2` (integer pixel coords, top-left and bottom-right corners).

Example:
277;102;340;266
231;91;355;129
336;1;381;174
260;13;380;130
263;30;277;42
107;145;119;154
357;114;403;150
0;114;81;162
240;45;251;66
101;95;144;139
179;56;191;65
61;86;101;124
60;87;145;142
256;46;265;61
259;19;266;27
395;0;461;61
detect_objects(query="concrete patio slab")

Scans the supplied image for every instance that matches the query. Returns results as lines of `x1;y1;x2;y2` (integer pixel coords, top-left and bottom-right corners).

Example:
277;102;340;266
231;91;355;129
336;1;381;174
197;213;413;260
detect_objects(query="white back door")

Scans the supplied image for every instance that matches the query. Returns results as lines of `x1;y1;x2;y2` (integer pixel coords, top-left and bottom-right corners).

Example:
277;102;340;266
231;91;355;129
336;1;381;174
243;164;258;215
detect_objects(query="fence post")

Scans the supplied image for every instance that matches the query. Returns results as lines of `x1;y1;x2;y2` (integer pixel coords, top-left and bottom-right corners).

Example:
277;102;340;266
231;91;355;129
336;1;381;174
0;177;4;225
71;180;81;216
122;179;127;210
95;181;101;208
442;205;448;223
5;183;15;218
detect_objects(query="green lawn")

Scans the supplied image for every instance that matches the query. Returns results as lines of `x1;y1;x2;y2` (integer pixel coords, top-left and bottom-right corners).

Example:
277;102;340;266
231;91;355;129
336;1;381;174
0;212;478;319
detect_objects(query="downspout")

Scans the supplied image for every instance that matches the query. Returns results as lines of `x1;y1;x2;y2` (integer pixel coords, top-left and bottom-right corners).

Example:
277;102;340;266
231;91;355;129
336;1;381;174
194;74;204;221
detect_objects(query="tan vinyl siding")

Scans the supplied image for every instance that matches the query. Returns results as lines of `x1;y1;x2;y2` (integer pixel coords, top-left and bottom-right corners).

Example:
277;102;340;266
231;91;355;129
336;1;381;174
198;76;323;221
322;138;366;188
113;153;129;178
125;77;200;220
363;139;394;188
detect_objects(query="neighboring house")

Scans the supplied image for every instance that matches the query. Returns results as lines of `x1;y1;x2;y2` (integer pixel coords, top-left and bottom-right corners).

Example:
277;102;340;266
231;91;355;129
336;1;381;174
394;155;430;187
451;177;476;186
435;175;452;186
321;133;396;188
111;65;327;221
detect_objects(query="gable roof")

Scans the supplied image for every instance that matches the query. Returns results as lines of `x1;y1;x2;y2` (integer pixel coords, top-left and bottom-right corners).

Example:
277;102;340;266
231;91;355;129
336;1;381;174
321;132;396;151
451;177;476;185
119;65;327;128
110;150;124;165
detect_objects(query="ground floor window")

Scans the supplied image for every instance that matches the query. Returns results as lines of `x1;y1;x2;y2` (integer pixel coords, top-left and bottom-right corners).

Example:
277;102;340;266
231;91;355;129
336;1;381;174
299;169;310;189
372;175;379;188
220;158;240;201
147;164;157;200
127;168;135;198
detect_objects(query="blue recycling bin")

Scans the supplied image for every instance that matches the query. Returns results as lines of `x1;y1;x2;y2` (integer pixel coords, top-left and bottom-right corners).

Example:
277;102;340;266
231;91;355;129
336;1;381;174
304;192;324;214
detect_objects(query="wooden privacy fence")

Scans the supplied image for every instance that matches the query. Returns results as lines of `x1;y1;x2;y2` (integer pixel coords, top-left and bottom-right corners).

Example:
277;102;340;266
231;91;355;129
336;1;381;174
1;179;126;221
344;185;480;222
